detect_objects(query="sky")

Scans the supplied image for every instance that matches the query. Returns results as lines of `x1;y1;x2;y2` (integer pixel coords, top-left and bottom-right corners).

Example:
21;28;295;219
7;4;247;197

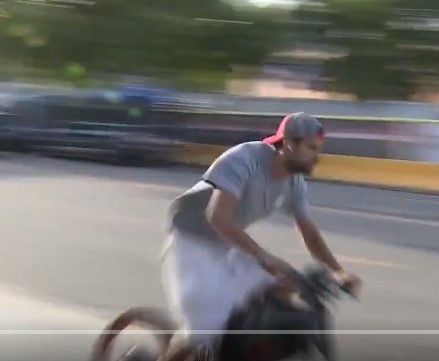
230;0;301;9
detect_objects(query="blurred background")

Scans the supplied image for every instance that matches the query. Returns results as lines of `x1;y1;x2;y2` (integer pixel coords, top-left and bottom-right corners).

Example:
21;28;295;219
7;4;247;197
0;0;438;100
0;0;438;164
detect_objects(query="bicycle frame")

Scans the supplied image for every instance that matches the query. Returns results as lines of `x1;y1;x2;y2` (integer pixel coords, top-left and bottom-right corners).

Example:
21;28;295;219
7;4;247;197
90;264;347;361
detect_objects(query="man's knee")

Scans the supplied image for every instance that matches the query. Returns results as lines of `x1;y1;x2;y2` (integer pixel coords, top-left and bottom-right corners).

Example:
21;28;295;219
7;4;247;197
161;334;193;361
163;329;221;361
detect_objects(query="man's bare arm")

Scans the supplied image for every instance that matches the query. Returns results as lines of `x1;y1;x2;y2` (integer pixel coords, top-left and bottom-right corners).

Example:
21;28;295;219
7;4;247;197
295;215;343;272
205;188;266;259
205;188;294;280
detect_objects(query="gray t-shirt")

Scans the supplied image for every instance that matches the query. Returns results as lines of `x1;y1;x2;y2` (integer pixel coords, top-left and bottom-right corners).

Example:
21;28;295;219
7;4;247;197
168;141;309;246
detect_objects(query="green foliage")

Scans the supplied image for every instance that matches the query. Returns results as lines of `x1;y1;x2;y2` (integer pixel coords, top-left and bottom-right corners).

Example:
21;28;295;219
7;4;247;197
293;0;439;100
0;0;282;90
1;0;437;97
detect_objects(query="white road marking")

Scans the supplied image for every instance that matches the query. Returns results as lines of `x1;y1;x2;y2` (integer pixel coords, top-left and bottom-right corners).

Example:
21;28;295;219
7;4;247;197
312;205;439;227
391;196;439;205
130;181;439;226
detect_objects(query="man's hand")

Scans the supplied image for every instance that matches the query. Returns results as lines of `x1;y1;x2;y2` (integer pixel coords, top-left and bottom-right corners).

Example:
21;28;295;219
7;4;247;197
295;216;363;297
333;270;363;298
258;252;296;290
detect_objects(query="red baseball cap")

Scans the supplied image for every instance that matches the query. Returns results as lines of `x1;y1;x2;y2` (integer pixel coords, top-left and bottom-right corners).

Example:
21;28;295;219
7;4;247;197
263;112;324;145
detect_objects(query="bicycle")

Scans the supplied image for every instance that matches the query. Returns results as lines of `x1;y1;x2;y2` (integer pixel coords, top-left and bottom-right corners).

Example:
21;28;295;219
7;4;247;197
90;264;354;361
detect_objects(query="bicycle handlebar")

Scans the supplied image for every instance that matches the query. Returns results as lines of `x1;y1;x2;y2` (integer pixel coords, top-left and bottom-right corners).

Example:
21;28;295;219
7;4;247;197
287;265;355;304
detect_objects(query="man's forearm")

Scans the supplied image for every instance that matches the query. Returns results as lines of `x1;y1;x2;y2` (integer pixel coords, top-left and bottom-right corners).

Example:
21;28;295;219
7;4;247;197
206;189;267;261
210;216;266;260
296;217;343;271
306;233;343;271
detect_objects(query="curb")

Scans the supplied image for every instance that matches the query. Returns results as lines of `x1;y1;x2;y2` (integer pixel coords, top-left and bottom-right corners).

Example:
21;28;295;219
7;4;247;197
175;143;439;194
175;163;439;197
309;178;439;197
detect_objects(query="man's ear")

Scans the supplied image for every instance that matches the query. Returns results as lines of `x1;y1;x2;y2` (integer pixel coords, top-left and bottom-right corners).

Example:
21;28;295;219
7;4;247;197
284;139;295;152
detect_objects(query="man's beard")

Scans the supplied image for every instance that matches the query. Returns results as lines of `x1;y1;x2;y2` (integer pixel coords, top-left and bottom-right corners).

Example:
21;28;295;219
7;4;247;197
285;159;313;175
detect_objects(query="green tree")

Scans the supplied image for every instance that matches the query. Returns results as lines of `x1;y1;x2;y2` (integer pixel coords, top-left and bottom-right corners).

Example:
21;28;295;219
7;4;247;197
292;0;439;100
0;0;284;89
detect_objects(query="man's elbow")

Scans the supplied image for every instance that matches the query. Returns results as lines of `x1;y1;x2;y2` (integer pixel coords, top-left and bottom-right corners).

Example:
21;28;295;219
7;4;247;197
206;208;233;236
206;188;238;236
206;208;224;228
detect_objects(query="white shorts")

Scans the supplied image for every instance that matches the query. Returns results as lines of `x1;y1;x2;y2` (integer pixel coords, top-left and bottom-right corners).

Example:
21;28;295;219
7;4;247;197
161;230;276;346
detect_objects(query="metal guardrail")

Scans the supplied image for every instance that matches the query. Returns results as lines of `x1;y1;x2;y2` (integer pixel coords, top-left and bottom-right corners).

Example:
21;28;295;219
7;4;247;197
1;96;439;163
185;93;439;120
147;110;439;162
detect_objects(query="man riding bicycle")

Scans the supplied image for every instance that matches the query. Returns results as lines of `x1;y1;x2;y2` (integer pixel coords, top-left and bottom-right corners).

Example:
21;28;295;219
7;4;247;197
161;113;362;361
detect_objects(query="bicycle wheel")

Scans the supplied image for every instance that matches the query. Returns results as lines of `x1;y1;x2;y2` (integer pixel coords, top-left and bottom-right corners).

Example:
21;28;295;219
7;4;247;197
90;307;177;361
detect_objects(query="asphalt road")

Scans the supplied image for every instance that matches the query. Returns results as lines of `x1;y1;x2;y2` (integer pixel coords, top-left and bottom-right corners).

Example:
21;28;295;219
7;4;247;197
0;153;439;361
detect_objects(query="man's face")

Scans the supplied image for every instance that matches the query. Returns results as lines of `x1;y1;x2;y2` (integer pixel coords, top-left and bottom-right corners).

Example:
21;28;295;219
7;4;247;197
282;136;324;175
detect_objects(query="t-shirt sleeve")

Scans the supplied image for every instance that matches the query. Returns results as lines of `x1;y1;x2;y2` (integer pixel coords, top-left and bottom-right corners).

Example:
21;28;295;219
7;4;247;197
202;143;253;199
281;176;310;219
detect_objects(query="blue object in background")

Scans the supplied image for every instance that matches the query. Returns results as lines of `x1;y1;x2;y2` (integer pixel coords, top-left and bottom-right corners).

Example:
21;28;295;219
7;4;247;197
119;84;179;107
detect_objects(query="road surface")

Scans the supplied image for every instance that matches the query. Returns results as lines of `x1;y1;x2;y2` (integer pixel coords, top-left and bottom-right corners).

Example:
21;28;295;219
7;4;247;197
0;153;438;361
